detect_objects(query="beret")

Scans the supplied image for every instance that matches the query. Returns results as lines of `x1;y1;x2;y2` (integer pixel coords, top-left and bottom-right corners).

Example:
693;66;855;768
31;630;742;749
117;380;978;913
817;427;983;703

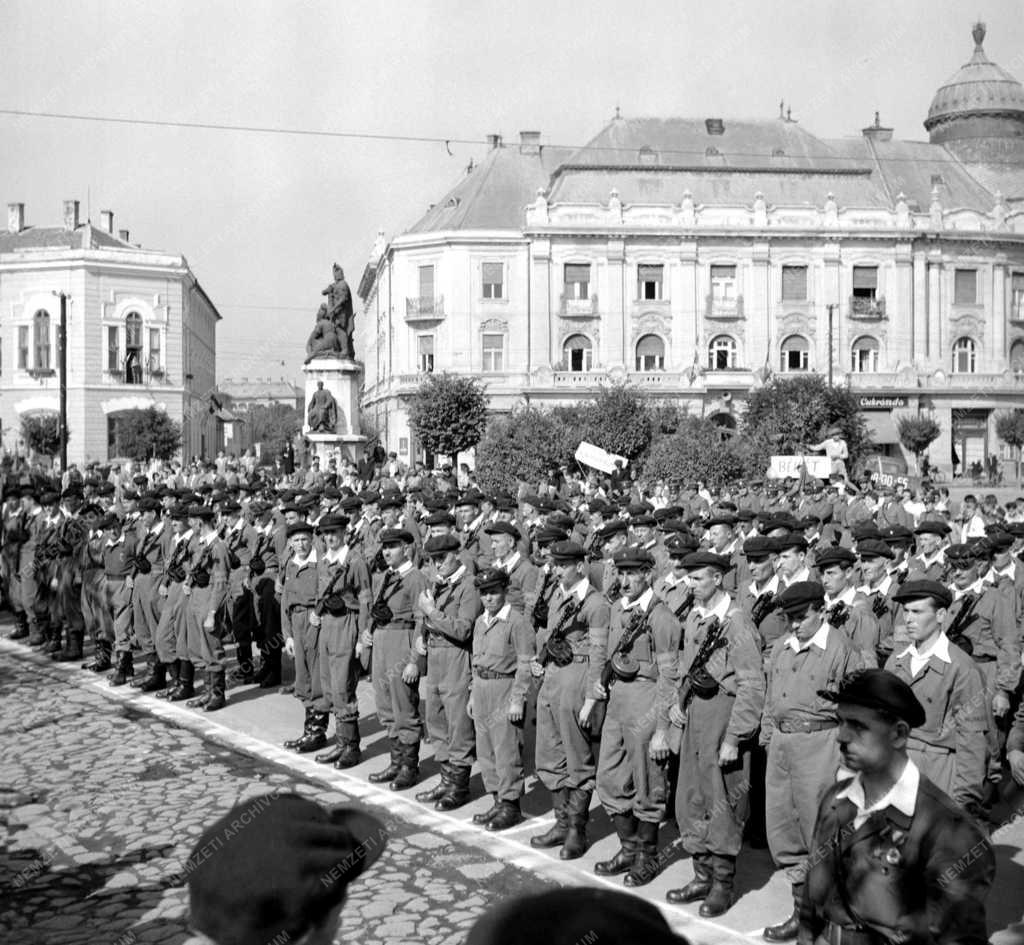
587;498;609;513
535;526;569;546
121;489;139;501
547;512;576;531
851;523;882;542
742;535;778;559
132;474;148;485
169;504;190;521
1006;522;1024;538
705;514;737;529
424;511;456;527
97;482;116;496
774;534;809;552
339;496;363;513
220;500;241;514
548;540;585;563
819;668;926;728
631;514;658;528
914;520;950;537
423;534;461;555
187;794;385;945
379;493;405;510
881;525;914;545
196;484;213;495
625;501;654;517
814;546;857;570
891;579;953;610
138;497;161;513
39;490;59;505
80;502;103;518
664;533;699;556
286;522;314;538
359;490;381;504
612;545;655;570
484;521;521;540
316;513;349;533
379;527;415;545
18;485;37;500
944;542;981;564
797;515;821;528
422;496;450;512
984;529;1014;551
455;490;483;506
295;494;318;510
188;505;216;521
857;538;894;560
99;512;121;530
659;518;692;535
776;580;826;615
597;519;629;539
680;551;733;572
475;567;510;591
737;508;757;522
322;486;341;500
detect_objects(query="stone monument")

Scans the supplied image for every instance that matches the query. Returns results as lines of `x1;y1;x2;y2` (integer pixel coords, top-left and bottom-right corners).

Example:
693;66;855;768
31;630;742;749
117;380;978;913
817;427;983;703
302;263;366;462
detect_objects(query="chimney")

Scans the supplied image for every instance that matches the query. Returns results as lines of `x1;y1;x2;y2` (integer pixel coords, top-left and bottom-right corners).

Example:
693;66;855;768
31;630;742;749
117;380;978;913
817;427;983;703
100;210;114;233
705;118;725;136
519;130;541;154
486;133;502;150
862;111;893;142
118;228;130;242
63;199;80;231
7;203;24;233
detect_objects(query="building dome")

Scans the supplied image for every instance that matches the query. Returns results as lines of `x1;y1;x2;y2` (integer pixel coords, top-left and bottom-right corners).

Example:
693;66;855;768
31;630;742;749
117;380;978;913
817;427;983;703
925;23;1024;136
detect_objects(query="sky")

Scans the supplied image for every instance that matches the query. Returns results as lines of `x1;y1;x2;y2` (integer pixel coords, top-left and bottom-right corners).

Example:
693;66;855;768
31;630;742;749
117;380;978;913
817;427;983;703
4;0;1024;388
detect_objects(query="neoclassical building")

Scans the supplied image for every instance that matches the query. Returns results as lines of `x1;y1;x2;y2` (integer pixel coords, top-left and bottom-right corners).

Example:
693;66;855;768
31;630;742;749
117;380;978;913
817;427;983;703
358;23;1024;476
0;200;222;464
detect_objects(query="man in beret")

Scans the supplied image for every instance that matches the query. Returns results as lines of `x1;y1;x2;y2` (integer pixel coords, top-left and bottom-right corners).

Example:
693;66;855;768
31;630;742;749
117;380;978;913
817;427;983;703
589;519;629;600
485;520;538;617
736;535;789;652
855;538;906;665
48;490;88;662
594;546;679;887
653;533;698;614
529;540;609;858
101;511;138;685
153;506;198;700
817;546;881;668
29;490;62;653
16;487;45;649
661;551;764;916
775;534;812;588
129;496;172;691
761;581;864;941
186;793;386;945
219;500;260;686
907;521;950;582
703;514;747;594
247;498;287;688
366;527;429;789
412;533;482;809
982;528;1024;623
2;486;29;641
800;669;994;945
469;566;535;830
456;490;492;570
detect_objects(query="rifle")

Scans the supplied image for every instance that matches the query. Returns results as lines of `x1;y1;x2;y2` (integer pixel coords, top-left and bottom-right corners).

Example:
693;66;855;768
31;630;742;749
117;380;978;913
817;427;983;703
600;607;650;689
677;616;727;717
672;587;695;623
750;590;776;628
248;531;272;577
130;527;162;577
945;592;980;656
869;592;890;620
537;595;583;667
163;533;193;586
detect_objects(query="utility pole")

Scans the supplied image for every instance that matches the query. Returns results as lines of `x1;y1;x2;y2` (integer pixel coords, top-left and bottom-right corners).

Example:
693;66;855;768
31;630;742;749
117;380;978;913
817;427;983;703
826;303;835;387
53;292;68;472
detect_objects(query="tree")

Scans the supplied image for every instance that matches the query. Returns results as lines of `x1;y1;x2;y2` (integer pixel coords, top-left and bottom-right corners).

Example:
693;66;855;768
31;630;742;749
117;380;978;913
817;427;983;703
995;409;1024;485
642;416;747;488
114;408;181;460
574;382;654;462
408;373;489;464
245;403;301;461
475;408;576;494
21;414;61;458
897;415;942;473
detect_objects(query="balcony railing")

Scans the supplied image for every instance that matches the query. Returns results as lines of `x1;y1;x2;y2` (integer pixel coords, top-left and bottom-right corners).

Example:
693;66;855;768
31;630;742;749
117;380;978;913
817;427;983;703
849;295;886;319
405;295;445;321
560;293;598;317
705;294;744;319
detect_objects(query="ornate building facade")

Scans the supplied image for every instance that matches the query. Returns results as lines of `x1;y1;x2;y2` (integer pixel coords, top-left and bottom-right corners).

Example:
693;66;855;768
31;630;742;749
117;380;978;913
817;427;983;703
0;200;222;464
358;24;1024;476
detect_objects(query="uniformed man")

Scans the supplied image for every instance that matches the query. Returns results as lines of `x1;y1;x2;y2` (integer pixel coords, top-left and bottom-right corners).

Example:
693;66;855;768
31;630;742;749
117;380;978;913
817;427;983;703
855;539;906;665
248;500;285;688
737;535;789;653
153;505;196;699
101;512;137;686
51;491;88;662
485;521;538;616
456;490;492;569
221;500;259;685
662;551;764;917
816;546;881;668
468;567;535;831
800;670;994;945
18;487;45;648
130;497;170;691
529;540;609;858
775;534;812;587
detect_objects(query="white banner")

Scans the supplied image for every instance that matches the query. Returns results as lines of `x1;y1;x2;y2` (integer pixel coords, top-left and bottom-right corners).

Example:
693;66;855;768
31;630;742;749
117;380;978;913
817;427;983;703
768;455;832;480
575;441;628;474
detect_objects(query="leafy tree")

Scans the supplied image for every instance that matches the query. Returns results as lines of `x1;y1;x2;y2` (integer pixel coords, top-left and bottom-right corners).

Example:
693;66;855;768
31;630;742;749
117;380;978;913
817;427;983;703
995;409;1024;485
408;373;489;464
114;408;181;460
575;382;653;461
475;408;575;494
244;403;301;460
897;415;942;472
642;416;747;487
21;414;61;457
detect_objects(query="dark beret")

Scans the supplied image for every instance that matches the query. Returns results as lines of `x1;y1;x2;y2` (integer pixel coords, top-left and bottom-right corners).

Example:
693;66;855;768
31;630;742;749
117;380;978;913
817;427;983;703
169;504;190;521
484;521;521;540
631;514;658;528
774;534;809;552
612;545;655;570
423;534;461;555
548;540;585;563
664;533;699;556
597;519;628;539
984;529;1014;551
475;567;510;591
819;668;926;728
379;492;405;510
97;482;116;496
625;501;654;517
535;526;569;546
881;525;914;546
776;580;826;615
339;496;362;513
359;490;381;505
138;497;161;513
737;509;757;522
379;527;415;545
852;523;882;542
547;512;575;531
680;551;733;572
295;494;318;510
891;579;953;610
659;518;693;535
220;500;241;514
316;513;349;534
424;511;456;527
742;536;778;559
705;514;738;529
455;490;483;507
99;512;121;530
322;486;341;500
914;520;950;537
187;505;216;521
286;522;314;538
39;490;59;506
944;543;980;564
857;538;894;560
121;488;139;501
814;546;857;570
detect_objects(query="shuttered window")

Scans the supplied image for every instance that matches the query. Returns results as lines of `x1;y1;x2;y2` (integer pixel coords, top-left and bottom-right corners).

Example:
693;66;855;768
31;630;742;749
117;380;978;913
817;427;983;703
781;265;808;301
954;268;977;304
564;263;590;299
482;262;503;299
638;264;664;300
418;265;435;300
852;266;878;292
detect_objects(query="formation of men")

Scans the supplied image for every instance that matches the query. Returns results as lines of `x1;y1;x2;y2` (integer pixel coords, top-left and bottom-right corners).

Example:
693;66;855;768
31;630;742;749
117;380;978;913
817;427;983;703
4;467;1022;942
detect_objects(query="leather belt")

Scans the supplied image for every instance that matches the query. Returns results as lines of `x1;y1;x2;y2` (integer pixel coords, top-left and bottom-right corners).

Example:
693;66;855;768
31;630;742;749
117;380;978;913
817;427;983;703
824;922;880;945
972;654;996;663
473;668;514;680
776;717;838;734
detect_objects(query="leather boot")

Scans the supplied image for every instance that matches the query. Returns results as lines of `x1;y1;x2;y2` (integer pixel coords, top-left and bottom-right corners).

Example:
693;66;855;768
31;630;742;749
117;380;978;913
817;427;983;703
594;813;639;876
83;640;113;673
137;661;168;693
316;722;349;765
130;659;153;687
435;764;471;811
45;624;63;654
415;763;452;803
625;820;661;887
390;741;420;790
763;908;800;942
27;614;46;646
293;711;329;753
55;630;84;662
109;651;134;687
228;643;255;684
333;718;362;769
472;795;502;825
284;709;314;749
170;660;196;700
8;612;29;640
530;788;569;848
699;854;736;918
667;853;713;904
486;799;523;831
187;671;212;708
560;789;591;860
203;670;227;711
156;660;182;699
368;740;401;783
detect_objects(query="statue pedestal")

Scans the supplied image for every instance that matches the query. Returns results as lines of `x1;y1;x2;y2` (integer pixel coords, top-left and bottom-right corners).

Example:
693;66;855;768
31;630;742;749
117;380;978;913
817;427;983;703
302;358;367;463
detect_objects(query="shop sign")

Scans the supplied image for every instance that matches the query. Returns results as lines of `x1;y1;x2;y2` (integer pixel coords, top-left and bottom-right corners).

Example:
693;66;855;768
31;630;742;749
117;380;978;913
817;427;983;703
858;396;907;409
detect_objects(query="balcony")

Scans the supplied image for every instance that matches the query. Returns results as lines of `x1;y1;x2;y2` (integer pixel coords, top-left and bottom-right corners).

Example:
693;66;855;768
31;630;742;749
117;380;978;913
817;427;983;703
405;295;445;323
704;367;753;387
705;294;744;319
849;295;886;320
559;293;598;317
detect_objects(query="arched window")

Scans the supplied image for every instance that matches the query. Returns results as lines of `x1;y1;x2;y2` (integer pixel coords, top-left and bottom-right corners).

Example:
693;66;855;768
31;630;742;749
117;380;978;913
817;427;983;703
1011;339;1024;378
708;335;736;371
851;335;880;374
125;312;143;384
563;334;593;373
635;334;665;372
33;310;50;371
780;334;809;372
952;337;976;374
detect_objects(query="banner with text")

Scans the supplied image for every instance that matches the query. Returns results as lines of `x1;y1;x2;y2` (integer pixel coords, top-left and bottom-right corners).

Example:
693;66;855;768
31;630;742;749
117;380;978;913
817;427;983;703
575;441;629;474
768;455;832;480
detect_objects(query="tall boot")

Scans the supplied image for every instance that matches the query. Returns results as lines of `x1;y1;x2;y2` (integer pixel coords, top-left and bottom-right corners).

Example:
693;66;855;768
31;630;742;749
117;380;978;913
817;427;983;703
137;661;168;693
259;645;282;688
594;813;638;876
187;671;212;708
156;660;182;699
27;614;47;646
83;640;113;673
283;709;314;749
316;720;349;765
203;670;227;712
229;643;255;685
292;711;329;753
486;798;523;831
472;794;501;825
667;852;713;904
55;630;84;662
130;659;153;687
8;612;29;640
435;764;471;811
560;789;591;860
390;741;420;790
368;739;401;784
333;718;362;769
45;623;63;655
699;854;736;918
415;762;453;803
530;788;569;848
109;650;134;687
169;660;196;700
625;819;662;887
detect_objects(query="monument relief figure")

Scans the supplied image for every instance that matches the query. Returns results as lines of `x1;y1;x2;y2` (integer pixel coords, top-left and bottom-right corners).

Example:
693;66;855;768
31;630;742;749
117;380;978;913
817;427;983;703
307;381;339;433
304;263;355;361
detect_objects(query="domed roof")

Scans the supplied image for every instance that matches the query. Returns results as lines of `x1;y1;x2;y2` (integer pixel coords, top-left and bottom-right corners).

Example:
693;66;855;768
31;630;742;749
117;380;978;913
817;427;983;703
925;23;1024;130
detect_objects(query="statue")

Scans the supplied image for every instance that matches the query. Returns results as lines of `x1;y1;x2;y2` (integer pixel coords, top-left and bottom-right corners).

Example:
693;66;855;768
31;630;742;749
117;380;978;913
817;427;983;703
305;304;343;362
304;263;355;362
307;381;338;433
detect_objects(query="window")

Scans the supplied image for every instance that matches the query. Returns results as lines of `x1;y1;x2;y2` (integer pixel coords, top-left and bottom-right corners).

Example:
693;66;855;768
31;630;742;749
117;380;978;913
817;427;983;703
18;326;29;370
148;328;162;372
482;333;504;373
564;263;590;300
708;335;736;371
563;334;593;372
710;265;737;305
952;337;976;374
954;268;977;305
851;336;880;373
1012;274;1024;320
1011;339;1024;378
417;334;435;373
107;326;120;372
125;312;143;384
781;265;808;301
780;335;809;372
635;334;665;372
482;262;503;299
419;265;435;300
638;264;664;301
851;266;878;314
33;310;50;371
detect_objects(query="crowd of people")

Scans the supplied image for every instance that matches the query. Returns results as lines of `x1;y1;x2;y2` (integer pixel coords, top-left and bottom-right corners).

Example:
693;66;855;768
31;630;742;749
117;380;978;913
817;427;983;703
4;447;1023;943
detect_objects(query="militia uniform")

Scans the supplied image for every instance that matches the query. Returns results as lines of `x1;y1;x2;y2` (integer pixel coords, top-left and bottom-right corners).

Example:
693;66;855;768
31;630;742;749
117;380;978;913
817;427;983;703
248;507;284;687
221;503;259;683
130;502;170;690
101;515;137;685
154;511;196;699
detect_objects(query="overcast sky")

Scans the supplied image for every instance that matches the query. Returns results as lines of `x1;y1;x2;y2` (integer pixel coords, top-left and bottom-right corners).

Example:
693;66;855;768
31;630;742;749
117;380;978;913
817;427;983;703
5;0;1023;387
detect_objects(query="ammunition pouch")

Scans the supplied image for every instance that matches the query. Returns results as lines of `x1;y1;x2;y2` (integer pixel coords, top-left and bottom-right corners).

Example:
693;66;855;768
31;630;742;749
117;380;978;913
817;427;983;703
544;636;574;667
133;555;153;575
167;565;187;583
610;652;641;681
227;549;241;570
323;592;349;617
249;556;266;576
371;601;393;624
948;633;974;657
192;569;211;589
687;666;720;698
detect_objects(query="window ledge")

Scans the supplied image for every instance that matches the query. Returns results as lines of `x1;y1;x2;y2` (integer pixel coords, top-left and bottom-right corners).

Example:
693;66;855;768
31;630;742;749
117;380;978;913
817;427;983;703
480;296;509;304
27;368;56;378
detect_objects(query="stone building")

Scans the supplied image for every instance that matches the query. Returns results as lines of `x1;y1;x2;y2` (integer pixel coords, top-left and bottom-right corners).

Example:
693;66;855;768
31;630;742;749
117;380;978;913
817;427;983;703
358;24;1024;476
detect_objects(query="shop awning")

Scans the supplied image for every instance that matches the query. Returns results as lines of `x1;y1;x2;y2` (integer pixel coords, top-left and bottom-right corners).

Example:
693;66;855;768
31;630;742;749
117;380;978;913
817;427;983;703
864;411;900;445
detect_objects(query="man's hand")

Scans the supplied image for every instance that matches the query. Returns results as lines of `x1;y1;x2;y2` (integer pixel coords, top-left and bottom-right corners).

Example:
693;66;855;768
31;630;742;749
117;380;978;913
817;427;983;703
530;658;545;678
669;704;686;728
158;585;167;598
1009;749;1024;787
718;737;739;767
49;577;59;591
649;729;670;762
182;585;191;597
508;701;524;724
359;629;373;649
204;612;215;631
125;577;134;591
283;637;295;658
593;680;608;700
993;692;1011;718
579;697;596;727
466;695;474;719
416;590;435;617
402;662;419;685
309;612;321;627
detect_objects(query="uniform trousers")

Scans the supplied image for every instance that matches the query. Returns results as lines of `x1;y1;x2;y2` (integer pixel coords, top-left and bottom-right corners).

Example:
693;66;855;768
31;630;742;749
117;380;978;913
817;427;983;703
252;575;282;647
103;576;133;653
284;605;329;712
2;546;20;611
473;675;524;800
185;585;226;672
319;612;360;723
534;658;596;792
424;642;474;766
19;554;39;630
132;573;163;659
81;569;107;644
371;624;422;745
154;583;187;663
228;585;255;647
57;560;84;636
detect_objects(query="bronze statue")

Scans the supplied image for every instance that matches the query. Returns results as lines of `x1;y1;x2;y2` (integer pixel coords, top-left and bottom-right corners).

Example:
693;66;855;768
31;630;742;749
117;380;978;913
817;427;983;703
304;263;355;362
307;381;338;433
305;304;343;362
